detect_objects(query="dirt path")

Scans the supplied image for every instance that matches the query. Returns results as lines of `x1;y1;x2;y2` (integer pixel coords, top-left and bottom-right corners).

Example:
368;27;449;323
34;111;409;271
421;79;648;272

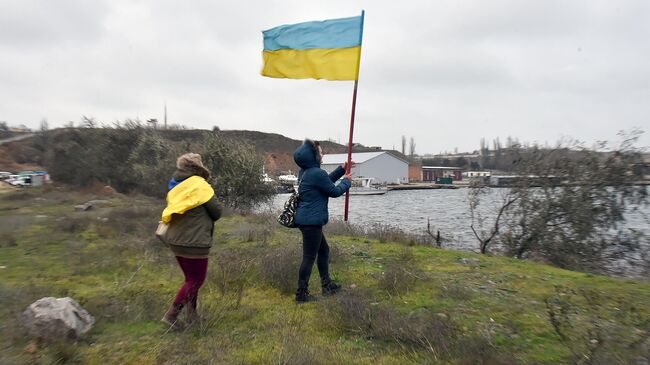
0;133;34;145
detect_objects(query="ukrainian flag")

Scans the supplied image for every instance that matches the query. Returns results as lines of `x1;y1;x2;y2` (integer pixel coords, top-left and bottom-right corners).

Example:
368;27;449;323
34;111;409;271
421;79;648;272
261;13;364;81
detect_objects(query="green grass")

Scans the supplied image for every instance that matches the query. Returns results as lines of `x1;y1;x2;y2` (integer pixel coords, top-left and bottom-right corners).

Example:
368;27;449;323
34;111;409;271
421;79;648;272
0;187;649;364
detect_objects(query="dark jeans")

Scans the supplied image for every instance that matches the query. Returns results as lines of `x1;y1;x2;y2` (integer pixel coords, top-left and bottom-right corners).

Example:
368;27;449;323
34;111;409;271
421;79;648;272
298;225;330;290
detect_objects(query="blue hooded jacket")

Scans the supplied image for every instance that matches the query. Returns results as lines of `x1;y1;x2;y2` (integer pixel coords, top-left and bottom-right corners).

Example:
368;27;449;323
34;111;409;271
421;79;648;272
294;140;351;226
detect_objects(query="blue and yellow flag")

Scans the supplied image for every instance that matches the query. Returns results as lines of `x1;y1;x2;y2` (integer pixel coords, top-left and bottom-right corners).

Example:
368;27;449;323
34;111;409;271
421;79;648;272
261;13;364;81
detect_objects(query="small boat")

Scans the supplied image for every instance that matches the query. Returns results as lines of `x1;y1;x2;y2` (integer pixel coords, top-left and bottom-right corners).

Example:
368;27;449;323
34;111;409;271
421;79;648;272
277;174;298;185
262;173;274;184
349;177;387;195
276;173;298;194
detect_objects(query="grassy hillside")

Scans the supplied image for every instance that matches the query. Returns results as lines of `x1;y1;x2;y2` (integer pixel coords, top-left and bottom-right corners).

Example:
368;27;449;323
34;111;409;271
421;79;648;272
1;187;649;364
0;128;353;175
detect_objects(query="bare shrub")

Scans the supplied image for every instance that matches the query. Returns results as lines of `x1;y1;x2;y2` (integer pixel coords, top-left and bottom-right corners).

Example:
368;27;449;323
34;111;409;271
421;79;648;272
0;284;54;348
0;190;33;201
325;219;434;246
44;341;81;364
259;244;301;295
454;334;519;365
323;289;457;360
0;232;17;247
104;205;159;237
207;248;256;307
366;223;413;243
119;286;168;322
323;287;375;333
470;133;649;275
328;243;346;265
232;222;273;244
324;219;363;237
58;215;92;233
440;283;474;301
189;295;232;337
394;310;457;361
378;248;426;297
270;309;323;365
545;285;650;364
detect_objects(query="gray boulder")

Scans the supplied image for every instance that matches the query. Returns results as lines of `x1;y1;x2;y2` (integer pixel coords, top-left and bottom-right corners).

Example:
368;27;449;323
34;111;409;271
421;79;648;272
22;297;95;341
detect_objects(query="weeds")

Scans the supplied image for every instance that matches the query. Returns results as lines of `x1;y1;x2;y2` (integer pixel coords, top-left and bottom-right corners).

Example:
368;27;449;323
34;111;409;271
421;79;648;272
324;219;363;237
207;247;256;307
0;232;17;247
271;309;322;365
323;288;457;360
258;244;301;295
58;215;92;233
232;221;274;244
545;286;650;364
440;282;475;301
378;248;426;297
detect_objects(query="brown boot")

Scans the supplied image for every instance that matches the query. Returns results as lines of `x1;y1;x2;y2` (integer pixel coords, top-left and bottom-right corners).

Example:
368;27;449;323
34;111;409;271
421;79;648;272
161;304;185;331
185;303;202;326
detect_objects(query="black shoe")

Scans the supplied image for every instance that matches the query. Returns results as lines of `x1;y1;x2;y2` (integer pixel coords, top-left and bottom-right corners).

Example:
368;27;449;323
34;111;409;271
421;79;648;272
295;288;316;303
322;280;342;296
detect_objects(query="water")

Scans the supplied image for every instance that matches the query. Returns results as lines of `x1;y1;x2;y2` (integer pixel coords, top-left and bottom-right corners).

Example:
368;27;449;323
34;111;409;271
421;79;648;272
266;188;650;253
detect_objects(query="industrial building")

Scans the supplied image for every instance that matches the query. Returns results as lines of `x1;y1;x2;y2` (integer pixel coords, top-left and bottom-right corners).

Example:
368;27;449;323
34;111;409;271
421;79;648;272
321;151;409;184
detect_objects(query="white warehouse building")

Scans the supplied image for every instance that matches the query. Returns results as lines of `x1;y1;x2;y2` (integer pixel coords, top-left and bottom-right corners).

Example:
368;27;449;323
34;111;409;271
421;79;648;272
321;151;409;184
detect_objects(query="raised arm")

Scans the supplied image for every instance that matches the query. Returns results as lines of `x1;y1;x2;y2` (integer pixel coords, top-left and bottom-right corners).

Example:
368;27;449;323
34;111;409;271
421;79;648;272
315;169;351;198
328;165;346;182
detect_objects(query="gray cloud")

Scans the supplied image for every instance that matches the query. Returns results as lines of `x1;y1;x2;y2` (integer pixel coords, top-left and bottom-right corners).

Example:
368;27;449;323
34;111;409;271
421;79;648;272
1;0;648;152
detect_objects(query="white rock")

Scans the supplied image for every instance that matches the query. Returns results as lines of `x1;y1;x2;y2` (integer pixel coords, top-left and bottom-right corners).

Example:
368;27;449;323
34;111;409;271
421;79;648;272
22;297;95;341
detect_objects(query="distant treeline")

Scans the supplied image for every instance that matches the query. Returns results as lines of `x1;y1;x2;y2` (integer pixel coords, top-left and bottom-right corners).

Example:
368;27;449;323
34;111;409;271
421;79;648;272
420;134;649;174
8;124;274;208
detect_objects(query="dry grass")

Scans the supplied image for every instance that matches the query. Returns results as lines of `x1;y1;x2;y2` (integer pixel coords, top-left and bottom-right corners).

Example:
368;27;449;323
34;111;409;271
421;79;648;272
322;287;518;364
378;248;427;297
258;244;302;295
0;231;17;247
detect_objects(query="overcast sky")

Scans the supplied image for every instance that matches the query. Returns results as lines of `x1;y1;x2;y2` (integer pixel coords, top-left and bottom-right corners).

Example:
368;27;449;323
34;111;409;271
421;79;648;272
1;0;649;153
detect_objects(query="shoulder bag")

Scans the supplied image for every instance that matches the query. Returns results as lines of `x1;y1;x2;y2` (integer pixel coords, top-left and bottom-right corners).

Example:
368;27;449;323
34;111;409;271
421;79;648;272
277;177;301;228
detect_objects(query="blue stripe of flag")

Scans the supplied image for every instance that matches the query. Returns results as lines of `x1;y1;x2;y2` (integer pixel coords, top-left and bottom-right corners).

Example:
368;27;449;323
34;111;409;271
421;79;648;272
263;16;361;51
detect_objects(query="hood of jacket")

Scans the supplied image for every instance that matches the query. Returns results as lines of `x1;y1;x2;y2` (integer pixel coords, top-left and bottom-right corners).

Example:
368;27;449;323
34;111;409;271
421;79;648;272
293;139;320;170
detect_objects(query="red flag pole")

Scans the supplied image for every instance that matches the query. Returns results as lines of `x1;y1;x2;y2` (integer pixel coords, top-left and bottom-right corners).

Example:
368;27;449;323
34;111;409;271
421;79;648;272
344;10;364;222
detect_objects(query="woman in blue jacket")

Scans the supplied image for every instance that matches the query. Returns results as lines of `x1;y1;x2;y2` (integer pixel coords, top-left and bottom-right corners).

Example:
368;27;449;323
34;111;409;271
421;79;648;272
293;139;352;302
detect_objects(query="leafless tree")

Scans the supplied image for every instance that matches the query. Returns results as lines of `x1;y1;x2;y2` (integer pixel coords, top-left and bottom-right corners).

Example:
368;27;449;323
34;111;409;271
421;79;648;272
469;131;649;275
409;137;416;157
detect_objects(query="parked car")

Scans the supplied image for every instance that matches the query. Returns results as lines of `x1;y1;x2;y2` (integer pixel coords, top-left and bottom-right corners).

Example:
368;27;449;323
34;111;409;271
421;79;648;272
0;172;12;180
8;175;29;186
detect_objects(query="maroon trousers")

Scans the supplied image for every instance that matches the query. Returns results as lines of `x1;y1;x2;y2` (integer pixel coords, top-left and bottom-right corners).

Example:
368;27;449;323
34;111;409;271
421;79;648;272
172;256;208;310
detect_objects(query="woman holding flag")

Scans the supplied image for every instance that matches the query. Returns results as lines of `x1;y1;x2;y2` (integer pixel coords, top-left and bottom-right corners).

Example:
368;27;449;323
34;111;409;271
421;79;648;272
160;153;222;330
293;140;352;302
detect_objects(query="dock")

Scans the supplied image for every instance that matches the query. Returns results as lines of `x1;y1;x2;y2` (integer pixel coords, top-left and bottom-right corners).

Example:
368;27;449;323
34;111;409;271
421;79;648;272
387;183;459;191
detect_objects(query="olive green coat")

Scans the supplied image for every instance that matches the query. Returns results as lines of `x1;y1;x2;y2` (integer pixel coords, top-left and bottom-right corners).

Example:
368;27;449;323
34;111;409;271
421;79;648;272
166;169;222;258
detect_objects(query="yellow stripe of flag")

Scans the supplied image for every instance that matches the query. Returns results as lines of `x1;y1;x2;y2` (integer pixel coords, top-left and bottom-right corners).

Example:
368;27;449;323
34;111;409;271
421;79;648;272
262;46;360;80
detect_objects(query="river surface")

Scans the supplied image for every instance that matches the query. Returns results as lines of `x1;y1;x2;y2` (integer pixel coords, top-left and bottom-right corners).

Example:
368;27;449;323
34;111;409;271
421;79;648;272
265;188;650;253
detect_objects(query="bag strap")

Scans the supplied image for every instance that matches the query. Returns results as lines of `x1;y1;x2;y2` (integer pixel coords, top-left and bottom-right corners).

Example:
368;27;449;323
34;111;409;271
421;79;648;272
295;171;304;194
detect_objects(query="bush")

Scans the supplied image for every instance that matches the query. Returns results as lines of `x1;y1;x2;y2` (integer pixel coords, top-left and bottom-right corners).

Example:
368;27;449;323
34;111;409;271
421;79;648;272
259;244;301;295
324;220;363;237
207;248;256;307
545;286;650;364
470;133;649;274
323;288;457;360
201;134;275;210
58;215;92;233
33;127;274;208
377;248;426;296
232;222;273;244
0;232;17;247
